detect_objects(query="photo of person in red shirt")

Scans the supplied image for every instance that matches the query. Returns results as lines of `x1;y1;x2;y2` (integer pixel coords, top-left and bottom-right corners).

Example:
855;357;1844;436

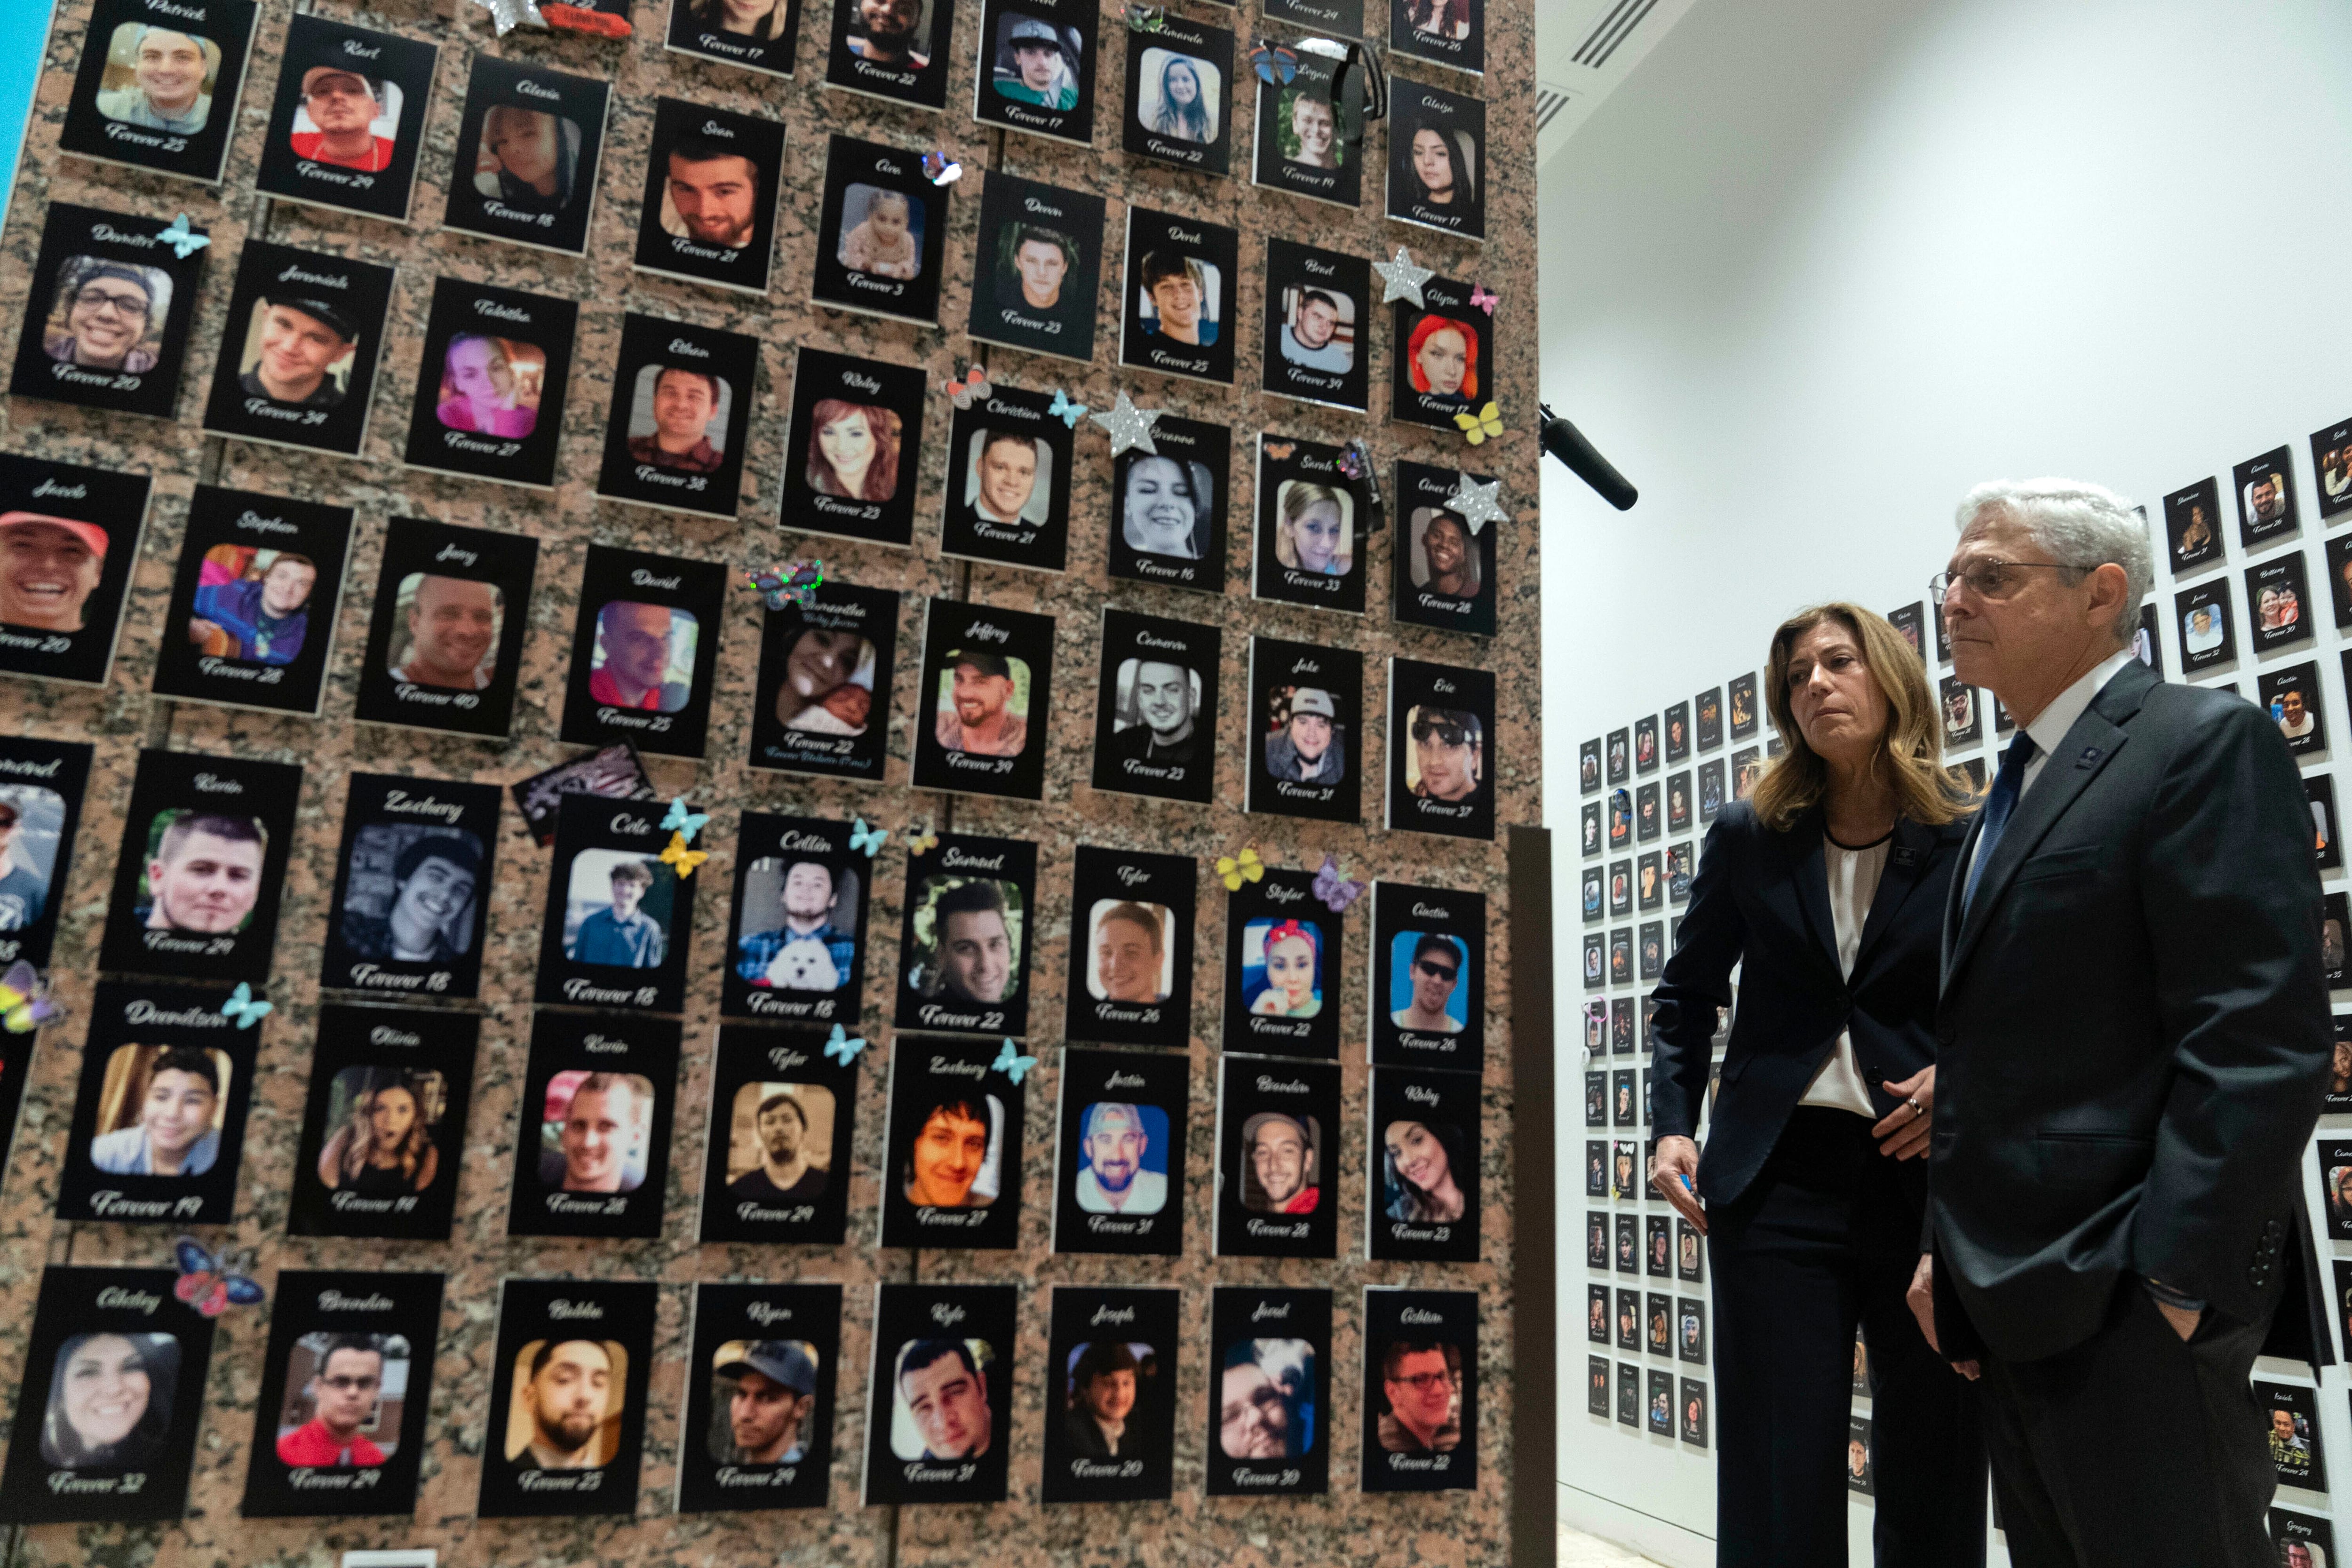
290;68;395;172
275;1335;398;1468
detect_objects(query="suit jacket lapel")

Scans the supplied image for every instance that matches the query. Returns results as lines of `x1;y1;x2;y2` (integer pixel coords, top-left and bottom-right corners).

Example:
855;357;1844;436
1941;811;1982;989
1851;816;1934;976
1786;809;1841;977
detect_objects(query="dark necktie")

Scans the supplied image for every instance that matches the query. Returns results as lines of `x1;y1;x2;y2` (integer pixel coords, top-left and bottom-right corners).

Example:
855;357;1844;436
1963;734;2037;911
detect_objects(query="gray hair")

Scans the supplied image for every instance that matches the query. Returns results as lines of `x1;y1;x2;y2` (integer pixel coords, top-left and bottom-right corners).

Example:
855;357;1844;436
1953;478;2152;645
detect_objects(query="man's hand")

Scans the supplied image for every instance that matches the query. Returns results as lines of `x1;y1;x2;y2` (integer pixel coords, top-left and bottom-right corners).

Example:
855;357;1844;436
1873;1066;1936;1159
1648;1136;1706;1234
1906;1254;1979;1379
2154;1299;2202;1342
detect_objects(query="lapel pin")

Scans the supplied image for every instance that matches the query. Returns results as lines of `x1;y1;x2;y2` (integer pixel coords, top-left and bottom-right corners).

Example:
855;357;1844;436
2076;746;2102;768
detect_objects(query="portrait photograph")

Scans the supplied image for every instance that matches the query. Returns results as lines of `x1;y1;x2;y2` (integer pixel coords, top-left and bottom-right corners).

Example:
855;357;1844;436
2327;533;2352;633
254;14;436;221
1090;607;1219;805
1609;927;1633;986
1063;844;1197;1048
1108;412;1229;592
1222;863;1343;1061
0;453;149;688
441;55;609;255
10;202;206;420
826;0;951;107
778;347;925;548
505;1010;680;1241
810;135;949;323
58;0;256;183
1385;81;1484;239
0;1267;212;1524
238;1270;441;1517
723;812;868;1024
747;576;898;782
400;276;577;489
2308;774;2338;873
1679;1218;1704;1281
0;736;91;974
595;312;759;518
1121;17;1232;175
1119;206;1237;385
973;0;1094;143
938;381;1076;570
1253;434;1370;613
477;1277;655;1519
893;831;1038;1037
1727;671;1759;738
1611;995;1638;1054
966;171;1103;363
1250;44;1363;208
2323;1138;2352;1236
2259;661;2326;757
665;0;802;76
1584;1070;1606;1126
675;1281;842;1513
1606;726;1629;784
2236;445;2300;547
1394;459;1498;634
1206;1287;1331;1496
2162;474;2224;573
909;597;1056;801
318;771;499;999
199;239;393;456
535;792;698;1017
1388;657;1497;841
1039;1286;1179;1503
1695;685;1724;749
286;1006;477;1241
2257;1380;2326;1491
53;982;255;1226
2273;1509;2334;1568
1580;866;1603;923
2176;578;2237;673
1359;1288;1476;1493
1580;737;1602;796
1246;635;1364;824
558;544;729;759
2313;416;2352;523
1938;674;1983;748
1581;800;1602;856
632;97;784;294
1368;1068;1479;1262
1369;879;1486;1072
1212;1055;1341;1259
860;1282;1015;1506
696;1024;858;1246
2245;550;2312;657
1052;1047;1189;1255
1389;0;1480;73
353;517;537;739
879;1036;1028;1251
1587;1355;1611;1417
149;485;353;717
1582;931;1604;990
1261;239;1371;411
1614;1211;1637;1270
1697;759;1726;824
98;747;298;983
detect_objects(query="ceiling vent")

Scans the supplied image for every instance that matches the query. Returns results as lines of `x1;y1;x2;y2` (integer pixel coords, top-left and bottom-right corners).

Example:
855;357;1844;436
1572;0;1662;69
1535;83;1576;134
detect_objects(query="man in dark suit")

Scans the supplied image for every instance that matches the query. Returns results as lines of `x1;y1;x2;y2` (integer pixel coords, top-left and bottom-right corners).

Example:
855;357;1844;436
1914;479;2330;1568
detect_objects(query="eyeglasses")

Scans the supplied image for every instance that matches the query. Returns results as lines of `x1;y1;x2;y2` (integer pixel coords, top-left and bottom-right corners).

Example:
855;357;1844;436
318;1375;380;1393
1928;558;2079;604
71;287;149;319
1414;960;1458;981
1390;1371;1454;1393
1411;720;1473;747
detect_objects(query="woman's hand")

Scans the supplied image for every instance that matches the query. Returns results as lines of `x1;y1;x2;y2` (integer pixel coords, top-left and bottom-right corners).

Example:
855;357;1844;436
1649;1135;1706;1234
1873;1065;1936;1160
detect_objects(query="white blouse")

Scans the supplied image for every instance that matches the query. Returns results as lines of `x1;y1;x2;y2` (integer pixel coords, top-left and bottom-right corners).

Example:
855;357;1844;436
1797;833;1891;1117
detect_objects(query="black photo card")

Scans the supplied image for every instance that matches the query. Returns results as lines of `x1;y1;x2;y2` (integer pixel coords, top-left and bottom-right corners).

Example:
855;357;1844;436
1578;738;1601;794
442;55;610;256
2308;775;2339;873
1250;43;1363;208
1359;1288;1476;1492
1635;781;1661;842
1390;0;1480;75
1090;607;1219;805
1586;1356;1609;1417
200;240;394;455
665;0;803;76
1609;928;1632;985
2164;476;2224;574
319;772;501;1000
559;543;729;758
973;0;1096;144
1368;1068;1479;1262
1579;801;1600;855
1609;1069;1634;1126
1678;1220;1704;1281
723;812;870;1024
0;735;92;971
695;1023;858;1245
255;15;437;222
966;173;1103;364
2236;446;2300;548
57;980;258;1226
59;0;257;183
1388;657;1497;841
1120;207;1239;386
401;276;578;489
1245;637;1364;824
747;576;899;781
1039;1286;1179;1502
1252;434;1371;613
1260;239;1370;411
2245;551;2312;657
99;748;300;982
286;1004;477;1240
1695;686;1724;749
11;203;207;420
2312;417;2352;522
511;745;657;848
1578;866;1601;923
2259;661;2326;756
535;791;699;1016
1667;776;1692;834
1680;1380;1709;1446
1386;80;1484;240
2255;1379;2325;1491
826;0;954;108
1267;0;1361;35
505;1009;681;1239
1728;672;1759;737
633;96;785;294
2329;535;2352;631
477;1277;656;1518
1615;1363;1639;1426
676;1282;842;1513
1613;1210;1636;1265
1369;879;1486;1072
150;485;352;716
894;833;1040;1037
1064;845;1197;1046
1607;786;1631;846
0;1268;214;1523
595;312;760;518
1697;762;1724;823
1212;1054;1340;1258
1108;413;1229;592
353;517;538;738
1222;866;1342;1059
860;1283;1017;1505
0;454;147;689
1392;277;1495;432
938;382;1077;570
1633;716;1658;772
879;1036;1028;1249
2323;1138;2352;1233
909;598;1056;801
2273;1509;2334;1568
1122;15;1232;175
812;136;949;324
1393;460;1497;634
2176;577;2235;672
238;1270;443;1517
1938;675;1983;748
1052;1047;1189;1255
779;349;927;547
1205;1286;1330;1496
1582;1071;1604;1126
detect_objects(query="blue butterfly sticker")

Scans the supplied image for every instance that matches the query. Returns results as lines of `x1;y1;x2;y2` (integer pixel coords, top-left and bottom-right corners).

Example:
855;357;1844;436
220;982;272;1029
1048;389;1089;429
174;1237;265;1317
991;1038;1038;1084
823;1023;867;1065
157;214;210;259
849;816;888;857
661;796;710;844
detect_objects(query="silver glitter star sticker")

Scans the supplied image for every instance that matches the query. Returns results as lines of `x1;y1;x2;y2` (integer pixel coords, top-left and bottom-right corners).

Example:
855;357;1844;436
1374;246;1434;306
1088;390;1163;457
473;0;546;34
1443;472;1507;535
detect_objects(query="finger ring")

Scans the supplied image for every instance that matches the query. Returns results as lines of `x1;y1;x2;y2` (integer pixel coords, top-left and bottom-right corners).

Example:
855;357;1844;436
1907;1096;1924;1117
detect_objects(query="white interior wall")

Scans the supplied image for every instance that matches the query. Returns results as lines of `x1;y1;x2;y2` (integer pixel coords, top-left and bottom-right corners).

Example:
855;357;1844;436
1538;2;2352;1562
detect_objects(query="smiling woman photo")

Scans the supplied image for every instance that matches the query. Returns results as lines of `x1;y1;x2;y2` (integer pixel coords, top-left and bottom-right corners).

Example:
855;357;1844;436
43;1332;175;1470
1382;1118;1468;1222
804;399;901;501
1122;454;1205;558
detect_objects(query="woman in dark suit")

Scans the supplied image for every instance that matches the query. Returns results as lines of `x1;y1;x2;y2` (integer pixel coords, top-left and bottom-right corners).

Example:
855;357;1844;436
1649;602;1984;1566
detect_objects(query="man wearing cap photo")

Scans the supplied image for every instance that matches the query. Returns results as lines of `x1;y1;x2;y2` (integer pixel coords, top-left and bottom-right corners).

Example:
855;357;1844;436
291;66;392;171
936;648;1028;756
713;1340;818;1466
95;25;213;134
0;510;107;633
993;17;1077;110
1264;688;1346;784
242;297;356;408
1411;706;1486;806
628;366;727;474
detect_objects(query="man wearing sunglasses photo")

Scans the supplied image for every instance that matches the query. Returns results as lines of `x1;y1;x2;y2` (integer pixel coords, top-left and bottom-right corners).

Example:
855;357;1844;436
1392;933;1466;1033
1410;706;1486;805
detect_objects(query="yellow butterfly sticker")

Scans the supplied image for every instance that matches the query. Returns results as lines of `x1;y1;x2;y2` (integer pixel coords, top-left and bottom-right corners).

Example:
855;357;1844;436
1215;845;1266;892
907;821;940;856
1454;402;1504;446
660;830;710;879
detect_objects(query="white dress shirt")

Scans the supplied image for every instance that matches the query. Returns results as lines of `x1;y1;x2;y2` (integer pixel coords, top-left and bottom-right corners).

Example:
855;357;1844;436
1966;647;2140;883
1798;833;1890;1116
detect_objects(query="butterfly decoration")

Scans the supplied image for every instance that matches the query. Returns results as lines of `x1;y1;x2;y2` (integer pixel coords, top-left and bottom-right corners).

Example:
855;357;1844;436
221;982;273;1030
1123;1;1165;29
849;816;889;857
660;796;710;845
1048;388;1089;429
922;149;963;186
906;820;940;856
944;365;992;409
1215;845;1266;891
173;1236;266;1318
823;1023;868;1065
0;962;61;1035
1249;41;1299;86
1263;440;1295;462
1470;284;1500;316
746;560;824;611
157;214;209;259
991;1038;1038;1085
1311;853;1366;913
1336;443;1367;481
1454;401;1505;446
660;830;710;879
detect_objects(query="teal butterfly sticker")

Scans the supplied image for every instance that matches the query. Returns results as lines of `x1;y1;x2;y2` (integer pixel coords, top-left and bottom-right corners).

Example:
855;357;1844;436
1048;388;1088;429
991;1038;1037;1084
849;816;888;857
660;796;709;844
157;214;210;259
823;1024;867;1065
220;982;273;1029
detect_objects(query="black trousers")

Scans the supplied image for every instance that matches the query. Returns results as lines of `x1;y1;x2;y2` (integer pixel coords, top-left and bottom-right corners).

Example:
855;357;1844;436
1970;1281;2274;1568
1709;1107;1985;1567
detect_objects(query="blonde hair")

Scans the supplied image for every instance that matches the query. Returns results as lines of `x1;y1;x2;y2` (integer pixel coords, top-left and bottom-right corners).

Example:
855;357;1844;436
1748;602;1977;832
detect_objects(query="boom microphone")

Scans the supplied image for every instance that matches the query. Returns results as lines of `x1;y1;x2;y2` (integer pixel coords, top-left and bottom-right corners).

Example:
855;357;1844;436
1539;404;1638;512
